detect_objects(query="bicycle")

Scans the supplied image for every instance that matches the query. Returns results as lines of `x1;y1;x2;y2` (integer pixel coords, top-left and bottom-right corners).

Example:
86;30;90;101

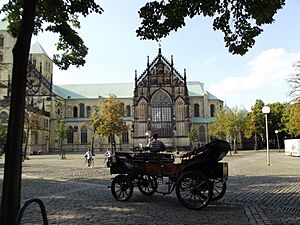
84;158;94;168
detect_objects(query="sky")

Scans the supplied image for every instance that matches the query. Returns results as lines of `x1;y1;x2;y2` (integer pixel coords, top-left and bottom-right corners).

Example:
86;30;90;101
15;1;300;110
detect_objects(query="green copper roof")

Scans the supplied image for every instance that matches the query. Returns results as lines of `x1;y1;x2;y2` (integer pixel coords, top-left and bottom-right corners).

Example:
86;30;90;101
190;117;215;123
53;81;221;100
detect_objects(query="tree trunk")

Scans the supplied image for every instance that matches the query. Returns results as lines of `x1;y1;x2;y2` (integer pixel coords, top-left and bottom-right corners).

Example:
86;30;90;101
0;1;37;224
24;126;30;159
254;132;258;150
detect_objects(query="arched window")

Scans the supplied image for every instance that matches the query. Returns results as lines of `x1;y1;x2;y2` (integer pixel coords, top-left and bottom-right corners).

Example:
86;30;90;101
194;103;200;117
210;104;215;117
67;126;74;143
199;126;206;143
81;126;87;144
151;90;172;137
86;106;91;117
126;105;131;117
79;103;85;117
0;51;3;63
34;132;39;144
73;106;78;117
0;111;8;124
121;131;129;143
108;134;115;144
0;34;4;47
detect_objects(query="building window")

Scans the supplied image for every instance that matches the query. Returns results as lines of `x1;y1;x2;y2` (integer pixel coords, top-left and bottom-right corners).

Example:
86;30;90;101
126;105;131;117
81;126;87;144
67;126;74;143
210;104;215;117
0;35;4;47
0;111;8;124
43;118;49;129
151;90;172;137
108;134;115;144
73;106;78;117
121;131;129;143
194;103;199;117
0;51;3;62
86;106;91;117
79;103;85;117
199;126;206;143
34;132;39;144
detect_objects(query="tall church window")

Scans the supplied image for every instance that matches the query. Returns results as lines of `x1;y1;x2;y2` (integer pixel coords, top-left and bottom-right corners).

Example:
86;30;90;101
151;90;172;137
81;126;87;144
138;101;147;121
199;126;206;143
126;105;131;117
0;111;8;124
73;106;78;117
79;103;85;117
0;51;3;62
194;103;200;117
0;35;4;47
67;126;74;143
86;106;91;117
121;131;129;143
210;104;215;117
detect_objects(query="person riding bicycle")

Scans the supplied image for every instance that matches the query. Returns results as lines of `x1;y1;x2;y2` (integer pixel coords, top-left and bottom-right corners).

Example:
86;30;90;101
84;149;93;166
147;133;166;153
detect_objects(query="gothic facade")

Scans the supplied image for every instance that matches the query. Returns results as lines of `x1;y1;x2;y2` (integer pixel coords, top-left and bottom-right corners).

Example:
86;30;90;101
0;21;223;153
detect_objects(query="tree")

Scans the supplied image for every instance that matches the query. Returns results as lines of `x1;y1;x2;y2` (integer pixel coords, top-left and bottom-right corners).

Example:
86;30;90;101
188;127;198;148
209;107;247;153
283;103;300;137
95;95;127;152
137;0;285;55
23;111;42;159
86;105;101;155
1;1;102;223
245;99;265;150
288;61;300;102
56;120;67;159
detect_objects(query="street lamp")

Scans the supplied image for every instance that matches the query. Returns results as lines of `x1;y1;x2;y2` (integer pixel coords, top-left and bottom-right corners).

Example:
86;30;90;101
262;106;270;166
275;130;280;152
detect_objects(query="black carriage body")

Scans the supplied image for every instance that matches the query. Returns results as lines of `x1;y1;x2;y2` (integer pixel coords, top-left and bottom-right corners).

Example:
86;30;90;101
108;140;230;209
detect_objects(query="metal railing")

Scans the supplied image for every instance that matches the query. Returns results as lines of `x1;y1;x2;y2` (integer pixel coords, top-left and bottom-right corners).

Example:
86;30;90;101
15;198;49;225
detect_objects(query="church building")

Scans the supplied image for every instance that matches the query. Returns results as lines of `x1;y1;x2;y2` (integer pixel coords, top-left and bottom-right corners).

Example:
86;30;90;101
0;20;223;153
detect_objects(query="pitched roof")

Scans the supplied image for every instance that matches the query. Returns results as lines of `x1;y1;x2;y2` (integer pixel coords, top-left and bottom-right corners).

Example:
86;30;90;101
53;81;221;101
30;41;50;58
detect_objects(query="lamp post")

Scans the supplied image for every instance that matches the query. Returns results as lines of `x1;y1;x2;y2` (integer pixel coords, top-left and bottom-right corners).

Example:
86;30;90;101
275;130;280;152
262;106;270;166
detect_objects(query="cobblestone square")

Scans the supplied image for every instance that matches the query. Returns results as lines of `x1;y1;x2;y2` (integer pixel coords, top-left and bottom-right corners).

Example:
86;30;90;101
0;150;299;225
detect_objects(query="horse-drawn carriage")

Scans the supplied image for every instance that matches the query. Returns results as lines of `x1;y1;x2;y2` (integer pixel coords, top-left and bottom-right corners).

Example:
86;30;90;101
107;139;230;210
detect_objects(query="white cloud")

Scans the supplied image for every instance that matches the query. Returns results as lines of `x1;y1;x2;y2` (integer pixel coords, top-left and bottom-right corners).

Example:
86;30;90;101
208;48;300;110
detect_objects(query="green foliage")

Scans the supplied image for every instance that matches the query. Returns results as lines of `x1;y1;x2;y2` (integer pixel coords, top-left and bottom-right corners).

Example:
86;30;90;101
283;103;300;137
137;0;285;55
245;99;265;139
57;120;67;141
1;0;103;70
188;127;198;143
94;94;127;138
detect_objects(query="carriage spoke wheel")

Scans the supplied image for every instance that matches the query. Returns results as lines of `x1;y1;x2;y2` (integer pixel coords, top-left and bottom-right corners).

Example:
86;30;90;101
111;175;133;202
176;171;212;210
137;174;157;196
211;178;226;201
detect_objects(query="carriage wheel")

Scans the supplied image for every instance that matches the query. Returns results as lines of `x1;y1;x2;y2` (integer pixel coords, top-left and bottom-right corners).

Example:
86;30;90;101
176;170;212;210
211;178;226;201
137;174;157;196
111;175;133;202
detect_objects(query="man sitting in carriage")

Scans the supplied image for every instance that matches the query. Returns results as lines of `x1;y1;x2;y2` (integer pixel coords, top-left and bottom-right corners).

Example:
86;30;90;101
146;133;166;153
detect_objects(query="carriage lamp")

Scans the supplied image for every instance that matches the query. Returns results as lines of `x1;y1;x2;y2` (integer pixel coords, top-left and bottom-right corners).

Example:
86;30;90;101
262;106;270;166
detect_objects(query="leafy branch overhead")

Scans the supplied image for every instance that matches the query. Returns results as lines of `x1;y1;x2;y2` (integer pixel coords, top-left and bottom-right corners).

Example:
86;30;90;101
1;0;103;70
136;0;285;55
